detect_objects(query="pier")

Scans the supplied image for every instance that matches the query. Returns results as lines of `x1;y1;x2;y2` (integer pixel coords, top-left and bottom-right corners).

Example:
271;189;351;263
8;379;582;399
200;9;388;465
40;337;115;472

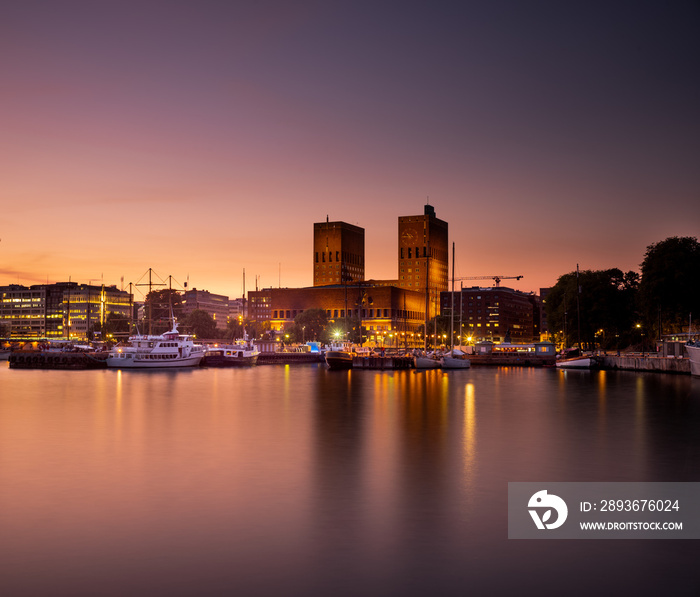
9;351;108;369
258;352;324;365
469;354;555;367
352;355;414;370
598;354;690;375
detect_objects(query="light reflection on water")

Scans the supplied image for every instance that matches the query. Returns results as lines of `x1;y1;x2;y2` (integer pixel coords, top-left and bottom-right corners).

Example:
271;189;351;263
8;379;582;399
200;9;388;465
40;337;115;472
1;365;699;596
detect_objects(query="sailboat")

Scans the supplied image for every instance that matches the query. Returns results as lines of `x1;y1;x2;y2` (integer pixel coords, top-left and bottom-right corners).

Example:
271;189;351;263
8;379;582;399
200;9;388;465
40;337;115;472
441;242;470;369
556;264;593;370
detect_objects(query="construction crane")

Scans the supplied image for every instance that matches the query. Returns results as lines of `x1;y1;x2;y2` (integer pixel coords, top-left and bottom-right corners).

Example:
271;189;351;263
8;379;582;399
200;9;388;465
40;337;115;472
453;275;523;287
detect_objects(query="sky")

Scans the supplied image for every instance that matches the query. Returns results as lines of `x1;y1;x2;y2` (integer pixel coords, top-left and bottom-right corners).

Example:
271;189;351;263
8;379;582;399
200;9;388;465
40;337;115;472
2;0;698;300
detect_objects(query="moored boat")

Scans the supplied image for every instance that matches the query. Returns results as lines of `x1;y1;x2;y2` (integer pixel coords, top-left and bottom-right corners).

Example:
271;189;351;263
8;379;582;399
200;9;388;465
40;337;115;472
106;323;204;368
325;350;353;370
441;349;471;369
556;357;592;369
413;351;441;369
686;342;700;377
204;342;260;367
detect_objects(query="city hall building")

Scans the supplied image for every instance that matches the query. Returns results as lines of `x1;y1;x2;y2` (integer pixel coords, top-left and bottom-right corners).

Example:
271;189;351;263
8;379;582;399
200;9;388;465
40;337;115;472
248;283;425;347
249;204;452;346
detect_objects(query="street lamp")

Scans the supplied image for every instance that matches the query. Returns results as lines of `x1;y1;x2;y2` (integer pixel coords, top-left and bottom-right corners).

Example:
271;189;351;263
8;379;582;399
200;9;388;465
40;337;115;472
636;324;645;356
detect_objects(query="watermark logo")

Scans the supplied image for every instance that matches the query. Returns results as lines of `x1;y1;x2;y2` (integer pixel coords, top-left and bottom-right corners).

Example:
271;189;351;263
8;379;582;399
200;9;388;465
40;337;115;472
528;490;568;530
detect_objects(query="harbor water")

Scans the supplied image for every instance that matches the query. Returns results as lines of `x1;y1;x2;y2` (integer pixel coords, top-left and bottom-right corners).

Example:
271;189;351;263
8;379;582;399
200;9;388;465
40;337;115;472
1;364;699;596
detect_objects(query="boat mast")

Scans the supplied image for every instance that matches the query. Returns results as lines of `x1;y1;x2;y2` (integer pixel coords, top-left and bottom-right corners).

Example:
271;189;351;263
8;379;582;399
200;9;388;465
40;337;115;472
459;281;463;348
168;275;174;328
66;276;71;340
576;264;582;352
128;282;134;334
242;268;246;341
450;242;455;352
424;237;430;352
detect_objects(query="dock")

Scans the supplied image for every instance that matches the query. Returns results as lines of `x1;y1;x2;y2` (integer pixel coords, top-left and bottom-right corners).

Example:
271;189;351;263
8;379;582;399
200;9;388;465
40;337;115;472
352;355;414;370
258;352;324;365
469;354;556;367
9;351;108;369
598;354;690;375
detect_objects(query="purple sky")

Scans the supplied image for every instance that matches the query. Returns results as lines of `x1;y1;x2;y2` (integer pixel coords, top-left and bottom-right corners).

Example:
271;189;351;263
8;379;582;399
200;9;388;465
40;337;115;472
2;1;698;299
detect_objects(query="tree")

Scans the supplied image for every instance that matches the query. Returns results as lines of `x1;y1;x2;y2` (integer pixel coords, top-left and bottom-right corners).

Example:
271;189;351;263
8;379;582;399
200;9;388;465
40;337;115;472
639;237;700;335
183;309;217;339
292;308;329;342
545;268;638;350
246;319;271;341
225;317;244;340
144;289;183;333
417;315;451;348
330;315;361;345
102;312;130;337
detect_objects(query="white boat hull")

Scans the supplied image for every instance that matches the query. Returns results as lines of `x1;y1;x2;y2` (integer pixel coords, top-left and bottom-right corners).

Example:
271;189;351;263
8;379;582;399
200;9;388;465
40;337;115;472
414;356;441;369
686;344;700;377
556;357;592;369
106;354;203;368
441;356;471;369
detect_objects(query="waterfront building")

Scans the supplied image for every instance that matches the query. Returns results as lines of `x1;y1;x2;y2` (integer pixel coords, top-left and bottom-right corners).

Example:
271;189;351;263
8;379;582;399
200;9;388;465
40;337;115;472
0;285;46;338
398;204;448;318
64;284;132;340
1;283;132;340
229;297;245;323
313;219;365;286
181;288;230;330
248;284;425;347
539;287;552;340
440;286;537;343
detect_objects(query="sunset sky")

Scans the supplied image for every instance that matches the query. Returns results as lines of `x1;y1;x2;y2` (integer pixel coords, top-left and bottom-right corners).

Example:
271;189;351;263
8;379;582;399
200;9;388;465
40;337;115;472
2;1;698;300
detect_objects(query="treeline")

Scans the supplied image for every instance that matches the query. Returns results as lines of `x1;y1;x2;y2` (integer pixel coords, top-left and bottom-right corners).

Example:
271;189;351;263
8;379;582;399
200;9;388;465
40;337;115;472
545;236;700;350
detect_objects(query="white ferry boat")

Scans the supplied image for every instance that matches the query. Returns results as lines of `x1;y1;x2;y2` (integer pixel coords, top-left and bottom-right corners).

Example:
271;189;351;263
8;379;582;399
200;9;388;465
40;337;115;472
106;323;204;369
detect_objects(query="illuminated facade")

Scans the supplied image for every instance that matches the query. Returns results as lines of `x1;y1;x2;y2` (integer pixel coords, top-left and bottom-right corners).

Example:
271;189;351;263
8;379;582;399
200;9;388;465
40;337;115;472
313;220;365;286
440;286;538;343
248;284;425;346
1;283;132;340
398;204;448;318
0;285;46;337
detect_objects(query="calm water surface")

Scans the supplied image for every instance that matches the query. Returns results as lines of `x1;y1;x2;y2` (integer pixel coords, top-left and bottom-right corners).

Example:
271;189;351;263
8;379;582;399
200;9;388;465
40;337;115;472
1;364;699;596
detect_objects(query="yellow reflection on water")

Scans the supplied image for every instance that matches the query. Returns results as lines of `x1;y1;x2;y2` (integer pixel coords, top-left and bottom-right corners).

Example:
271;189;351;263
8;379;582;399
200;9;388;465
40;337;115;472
463;383;476;482
440;373;449;427
283;364;291;406
597;370;607;429
115;369;123;420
